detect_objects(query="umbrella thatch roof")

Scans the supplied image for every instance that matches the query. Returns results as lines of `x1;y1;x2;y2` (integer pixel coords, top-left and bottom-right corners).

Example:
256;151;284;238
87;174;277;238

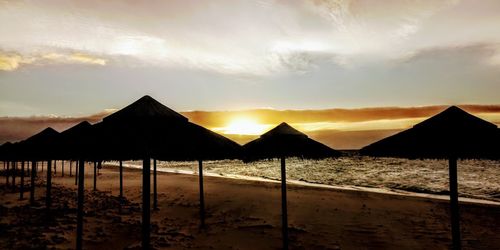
103;95;188;123
20;127;60;161
152;122;241;161
56;121;94;160
0;142;15;161
96;95;240;161
360;106;500;159
242;122;340;162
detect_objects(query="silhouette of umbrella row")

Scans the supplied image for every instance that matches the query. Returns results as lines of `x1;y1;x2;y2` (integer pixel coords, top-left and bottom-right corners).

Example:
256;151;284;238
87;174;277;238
1;99;498;250
0;95;335;249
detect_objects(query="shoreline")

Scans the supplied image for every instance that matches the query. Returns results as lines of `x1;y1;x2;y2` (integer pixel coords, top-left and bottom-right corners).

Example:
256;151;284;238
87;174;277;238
105;162;500;207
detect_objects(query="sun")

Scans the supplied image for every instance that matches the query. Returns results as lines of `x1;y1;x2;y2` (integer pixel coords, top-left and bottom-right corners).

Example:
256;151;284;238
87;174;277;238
224;117;268;135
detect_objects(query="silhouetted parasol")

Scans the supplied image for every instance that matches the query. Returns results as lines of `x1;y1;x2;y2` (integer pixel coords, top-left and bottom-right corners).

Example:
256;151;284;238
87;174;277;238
51;120;99;250
19;127;60;208
360;106;500;250
94;95;240;249
0;142;16;187
243;122;340;249
56;121;93;160
1;142;28;199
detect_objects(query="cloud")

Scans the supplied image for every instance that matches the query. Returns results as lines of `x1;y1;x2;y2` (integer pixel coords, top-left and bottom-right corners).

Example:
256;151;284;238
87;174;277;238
0;109;113;144
182;105;500;128
400;43;500;65
3;0;497;75
0;51;106;71
0;53;35;71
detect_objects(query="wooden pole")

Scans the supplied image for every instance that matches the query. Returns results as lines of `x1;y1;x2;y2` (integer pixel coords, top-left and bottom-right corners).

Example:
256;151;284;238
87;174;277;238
5;161;9;186
76;159;85;250
30;161;36;205
20;161;25;200
93;161;97;191
449;156;461;250
54;160;57;175
142;157;151;250
281;157;289;250
119;160;123;199
153;159;158;210
198;160;205;228
12;161;16;190
46;160;52;209
75;161;79;185
41;161;43;173
61;160;64;177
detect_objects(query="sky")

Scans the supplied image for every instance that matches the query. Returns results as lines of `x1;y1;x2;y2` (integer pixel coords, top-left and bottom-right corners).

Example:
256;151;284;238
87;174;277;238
1;0;499;148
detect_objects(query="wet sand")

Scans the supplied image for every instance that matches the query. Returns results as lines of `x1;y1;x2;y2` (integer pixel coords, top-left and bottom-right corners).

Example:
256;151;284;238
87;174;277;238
1;162;500;249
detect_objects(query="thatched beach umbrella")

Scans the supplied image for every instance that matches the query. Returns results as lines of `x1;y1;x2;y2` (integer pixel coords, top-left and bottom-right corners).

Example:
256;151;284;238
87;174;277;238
19;127;60;208
55;121;94;202
0;142;23;193
1;142;28;200
53;120;101;250
97;95;240;249
242;122;340;249
4;141;40;204
0;142;15;186
360;106;500;250
54;121;92;179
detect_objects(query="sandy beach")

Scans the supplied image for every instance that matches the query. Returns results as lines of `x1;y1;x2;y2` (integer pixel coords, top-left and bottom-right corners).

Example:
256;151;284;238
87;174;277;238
1;162;500;249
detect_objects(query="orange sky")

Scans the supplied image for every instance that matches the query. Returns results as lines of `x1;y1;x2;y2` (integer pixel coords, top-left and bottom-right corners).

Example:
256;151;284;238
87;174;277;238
1;105;499;149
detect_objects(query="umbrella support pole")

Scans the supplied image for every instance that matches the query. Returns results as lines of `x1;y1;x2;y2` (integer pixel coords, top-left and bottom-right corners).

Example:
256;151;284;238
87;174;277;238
54;160;56;175
30;161;36;205
46;160;52;209
153;159;158;210
93;161;97;191
20;161;24;200
5;161;8;186
76;159;85;250
12;162;16;190
281;157;289;250
62;161;64;177
119;161;123;199
198;160;205;228
142;157;151;249
449;157;461;250
75;161;78;185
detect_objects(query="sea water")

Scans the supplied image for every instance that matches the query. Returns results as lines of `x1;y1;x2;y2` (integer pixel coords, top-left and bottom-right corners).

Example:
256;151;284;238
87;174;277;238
121;157;500;201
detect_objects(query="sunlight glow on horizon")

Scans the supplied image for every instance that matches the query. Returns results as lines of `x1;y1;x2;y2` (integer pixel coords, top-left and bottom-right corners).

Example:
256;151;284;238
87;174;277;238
213;117;271;135
209;113;500;137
